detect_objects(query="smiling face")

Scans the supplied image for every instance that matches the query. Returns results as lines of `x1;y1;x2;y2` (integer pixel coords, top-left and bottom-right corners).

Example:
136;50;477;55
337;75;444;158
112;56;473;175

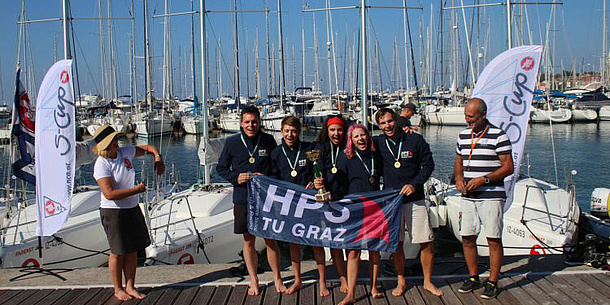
327;124;344;145
351;127;369;152
464;100;487;132
378;112;397;138
241;113;260;138
281;124;299;147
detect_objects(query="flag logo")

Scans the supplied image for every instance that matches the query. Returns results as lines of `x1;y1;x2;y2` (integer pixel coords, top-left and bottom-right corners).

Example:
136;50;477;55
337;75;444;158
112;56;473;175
520;56;534;71
43;196;67;218
124;158;133;169
60;70;69;84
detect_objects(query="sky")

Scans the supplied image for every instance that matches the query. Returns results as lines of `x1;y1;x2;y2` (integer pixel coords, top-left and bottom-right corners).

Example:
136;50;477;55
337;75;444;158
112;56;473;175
0;0;605;107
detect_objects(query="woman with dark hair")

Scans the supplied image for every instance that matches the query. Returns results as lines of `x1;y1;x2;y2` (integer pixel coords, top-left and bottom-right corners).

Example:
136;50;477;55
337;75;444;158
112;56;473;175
313;115;349;293
92;125;165;301
336;123;383;305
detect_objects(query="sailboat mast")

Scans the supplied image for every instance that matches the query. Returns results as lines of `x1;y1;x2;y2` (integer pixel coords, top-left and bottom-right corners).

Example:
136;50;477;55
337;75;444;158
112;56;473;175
62;0;71;60
360;0;368;125
233;0;241;105
277;0;286;107
603;0;607;88
200;0;210;184
265;9;272;96
301;25;306;87
143;0;153;110
402;0;410;94
191;0;198;114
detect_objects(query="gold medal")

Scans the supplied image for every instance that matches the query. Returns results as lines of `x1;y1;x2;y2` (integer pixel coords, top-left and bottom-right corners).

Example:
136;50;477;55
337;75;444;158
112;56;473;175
249;157;256;164
394;161;401;168
369;176;375;184
291;170;297;177
331;166;338;174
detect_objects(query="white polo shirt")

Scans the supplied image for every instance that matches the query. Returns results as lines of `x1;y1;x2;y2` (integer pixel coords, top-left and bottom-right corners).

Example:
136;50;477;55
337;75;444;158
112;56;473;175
93;146;138;209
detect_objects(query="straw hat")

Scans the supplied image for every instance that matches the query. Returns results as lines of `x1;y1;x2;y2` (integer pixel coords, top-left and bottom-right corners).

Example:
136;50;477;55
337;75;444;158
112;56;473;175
92;125;122;151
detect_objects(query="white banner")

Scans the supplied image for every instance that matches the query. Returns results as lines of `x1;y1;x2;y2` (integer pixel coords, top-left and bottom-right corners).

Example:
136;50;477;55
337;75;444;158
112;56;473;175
34;60;75;236
472;46;543;210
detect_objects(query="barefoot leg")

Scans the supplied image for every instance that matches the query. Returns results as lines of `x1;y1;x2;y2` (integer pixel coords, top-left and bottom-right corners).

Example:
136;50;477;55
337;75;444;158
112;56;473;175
313;246;329;297
421;242;443;296
330;248;348;293
264;238;286;293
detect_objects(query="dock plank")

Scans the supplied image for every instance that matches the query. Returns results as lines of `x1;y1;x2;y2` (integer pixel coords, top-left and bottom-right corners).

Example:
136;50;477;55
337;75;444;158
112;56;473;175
383;281;407;305
35;289;69;305
556;274;610;305
0;290;21;304
208;286;232;305
413;280;445;305
190;286;215;305
226;285;247;305
134;287;167;305
84;288;114;305
527;275;579;305
543;275;597;305
404;280;427;305
64;288;103;305
437;279;464;305
262;283;281;305
120;287;155;305
591;273;610;289
501;276;538;305
2;289;37;305
171;286;199;305
511;275;559;305
154;287;182;305
20;289;54;305
574;274;610;304
298;283;315;305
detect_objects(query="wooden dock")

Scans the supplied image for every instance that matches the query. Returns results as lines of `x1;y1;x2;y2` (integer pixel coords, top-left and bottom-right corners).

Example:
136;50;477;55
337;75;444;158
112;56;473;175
1;256;609;305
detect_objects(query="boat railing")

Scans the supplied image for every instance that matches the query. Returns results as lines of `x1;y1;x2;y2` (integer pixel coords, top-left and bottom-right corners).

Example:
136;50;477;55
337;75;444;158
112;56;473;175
521;185;569;233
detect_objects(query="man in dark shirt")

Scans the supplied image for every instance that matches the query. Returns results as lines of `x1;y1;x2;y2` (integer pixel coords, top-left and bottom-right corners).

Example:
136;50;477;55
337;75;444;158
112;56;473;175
216;106;286;296
454;98;513;299
373;108;442;297
396;102;417;132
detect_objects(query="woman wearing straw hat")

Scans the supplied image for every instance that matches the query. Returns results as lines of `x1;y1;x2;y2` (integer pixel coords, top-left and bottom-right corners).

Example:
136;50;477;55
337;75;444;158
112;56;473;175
92;125;165;301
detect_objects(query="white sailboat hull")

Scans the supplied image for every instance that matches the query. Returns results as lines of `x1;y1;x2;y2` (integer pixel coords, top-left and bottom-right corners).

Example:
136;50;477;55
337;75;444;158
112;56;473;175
599;106;610;121
571;109;598;122
423;106;466;126
530;108;572;123
145;184;265;265
135;118;173;138
1;188;109;269
426;177;580;256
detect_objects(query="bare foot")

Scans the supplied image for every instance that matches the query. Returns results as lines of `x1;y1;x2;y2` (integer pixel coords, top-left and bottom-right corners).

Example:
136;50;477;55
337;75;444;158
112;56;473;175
371;286;383;299
274;279;287;293
114;289;133;301
285;281;304;295
319;283;330;297
339;277;348;293
248;283;260;296
392;282;407;297
125;288;147;299
338;294;355;305
423;282;443;296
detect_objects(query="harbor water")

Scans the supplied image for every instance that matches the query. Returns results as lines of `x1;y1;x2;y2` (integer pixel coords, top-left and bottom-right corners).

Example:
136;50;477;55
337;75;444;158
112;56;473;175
2;121;610;212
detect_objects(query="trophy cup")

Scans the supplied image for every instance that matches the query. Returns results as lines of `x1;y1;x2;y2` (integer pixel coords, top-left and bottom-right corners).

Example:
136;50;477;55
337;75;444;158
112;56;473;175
306;149;332;202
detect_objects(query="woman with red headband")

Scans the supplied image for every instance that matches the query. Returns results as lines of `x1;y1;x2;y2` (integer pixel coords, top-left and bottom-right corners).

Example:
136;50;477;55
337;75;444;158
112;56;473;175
313;115;349;293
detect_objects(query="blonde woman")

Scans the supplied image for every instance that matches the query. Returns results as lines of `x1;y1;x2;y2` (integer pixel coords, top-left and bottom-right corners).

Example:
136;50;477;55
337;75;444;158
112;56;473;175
92;125;165;301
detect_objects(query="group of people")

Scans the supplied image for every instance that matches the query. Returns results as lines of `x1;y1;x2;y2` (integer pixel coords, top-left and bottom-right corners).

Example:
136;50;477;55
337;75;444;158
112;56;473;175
91;97;513;303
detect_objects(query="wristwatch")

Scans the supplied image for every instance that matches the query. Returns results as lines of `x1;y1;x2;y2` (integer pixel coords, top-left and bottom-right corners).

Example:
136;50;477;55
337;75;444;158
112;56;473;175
483;176;490;184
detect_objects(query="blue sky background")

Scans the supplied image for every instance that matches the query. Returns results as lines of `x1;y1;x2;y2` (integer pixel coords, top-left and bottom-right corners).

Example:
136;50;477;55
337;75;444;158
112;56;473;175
0;0;604;106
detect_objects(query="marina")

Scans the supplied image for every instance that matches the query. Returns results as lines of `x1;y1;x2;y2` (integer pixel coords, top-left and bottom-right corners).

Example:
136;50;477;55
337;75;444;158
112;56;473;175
1;0;610;303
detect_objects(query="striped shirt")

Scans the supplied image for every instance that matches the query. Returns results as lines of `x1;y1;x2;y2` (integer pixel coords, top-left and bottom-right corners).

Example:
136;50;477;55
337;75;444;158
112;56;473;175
456;122;512;199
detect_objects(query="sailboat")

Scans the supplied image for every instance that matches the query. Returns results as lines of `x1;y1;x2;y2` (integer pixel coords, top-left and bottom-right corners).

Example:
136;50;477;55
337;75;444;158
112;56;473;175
143;1;265;266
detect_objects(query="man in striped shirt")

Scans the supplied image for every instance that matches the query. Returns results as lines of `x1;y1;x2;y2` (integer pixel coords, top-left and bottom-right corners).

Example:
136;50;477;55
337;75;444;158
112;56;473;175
453;98;514;299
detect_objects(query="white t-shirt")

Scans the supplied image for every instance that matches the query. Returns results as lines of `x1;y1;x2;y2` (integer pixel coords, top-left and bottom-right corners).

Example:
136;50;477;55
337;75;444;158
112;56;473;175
93;146;138;209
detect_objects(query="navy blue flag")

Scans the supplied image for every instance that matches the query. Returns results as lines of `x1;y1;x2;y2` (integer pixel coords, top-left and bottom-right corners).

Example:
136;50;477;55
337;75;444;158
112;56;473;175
247;175;403;253
11;68;36;185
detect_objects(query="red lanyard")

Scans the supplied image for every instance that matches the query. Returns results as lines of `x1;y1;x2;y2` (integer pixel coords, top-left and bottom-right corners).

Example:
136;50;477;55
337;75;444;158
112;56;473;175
468;125;489;170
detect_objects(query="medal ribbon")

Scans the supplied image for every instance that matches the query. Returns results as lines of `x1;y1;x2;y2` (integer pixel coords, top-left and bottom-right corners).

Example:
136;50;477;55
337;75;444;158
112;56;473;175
330;142;339;169
355;150;375;178
281;142;301;172
385;134;403;165
240;133;261;160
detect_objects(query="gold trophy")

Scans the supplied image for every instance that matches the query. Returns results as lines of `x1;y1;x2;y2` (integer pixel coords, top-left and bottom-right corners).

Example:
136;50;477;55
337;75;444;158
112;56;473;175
306;149;332;202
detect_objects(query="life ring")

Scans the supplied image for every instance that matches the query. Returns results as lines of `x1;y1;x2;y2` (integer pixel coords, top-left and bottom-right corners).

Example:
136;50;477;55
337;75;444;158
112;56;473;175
177;253;194;265
22;258;40;268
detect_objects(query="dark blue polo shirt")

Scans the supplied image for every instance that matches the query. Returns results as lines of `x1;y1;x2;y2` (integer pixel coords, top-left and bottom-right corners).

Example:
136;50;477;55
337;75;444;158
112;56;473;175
313;141;345;198
335;149;382;199
216;129;277;205
270;140;314;186
373;130;434;203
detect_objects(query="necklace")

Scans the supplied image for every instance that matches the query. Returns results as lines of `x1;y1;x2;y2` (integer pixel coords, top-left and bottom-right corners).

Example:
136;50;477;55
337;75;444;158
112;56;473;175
282;142;302;177
240;133;261;164
355;150;376;184
385;134;404;168
330;142;339;174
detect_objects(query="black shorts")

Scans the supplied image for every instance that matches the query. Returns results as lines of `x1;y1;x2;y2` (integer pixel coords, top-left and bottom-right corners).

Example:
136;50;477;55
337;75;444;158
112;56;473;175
233;204;248;234
100;206;151;255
